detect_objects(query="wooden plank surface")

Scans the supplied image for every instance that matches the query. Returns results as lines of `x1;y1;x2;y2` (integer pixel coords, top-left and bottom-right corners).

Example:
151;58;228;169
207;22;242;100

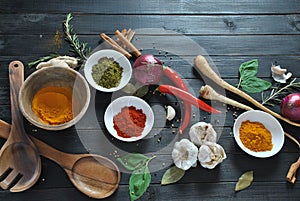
0;0;300;200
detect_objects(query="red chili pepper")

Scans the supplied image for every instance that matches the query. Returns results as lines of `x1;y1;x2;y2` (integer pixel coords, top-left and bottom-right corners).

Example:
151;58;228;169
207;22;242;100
158;84;221;114
163;66;191;134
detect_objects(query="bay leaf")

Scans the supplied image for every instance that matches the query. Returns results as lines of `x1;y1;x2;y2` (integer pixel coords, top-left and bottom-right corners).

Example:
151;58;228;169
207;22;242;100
117;153;150;171
161;166;185;185
235;170;254;192
129;165;151;201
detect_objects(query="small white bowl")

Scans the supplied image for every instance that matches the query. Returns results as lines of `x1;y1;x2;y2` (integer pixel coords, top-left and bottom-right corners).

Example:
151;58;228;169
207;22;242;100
84;49;132;92
104;96;154;142
233;110;284;158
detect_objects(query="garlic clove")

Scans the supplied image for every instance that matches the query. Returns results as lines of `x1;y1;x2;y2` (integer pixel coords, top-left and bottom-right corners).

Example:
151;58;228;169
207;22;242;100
271;64;292;83
166;105;176;121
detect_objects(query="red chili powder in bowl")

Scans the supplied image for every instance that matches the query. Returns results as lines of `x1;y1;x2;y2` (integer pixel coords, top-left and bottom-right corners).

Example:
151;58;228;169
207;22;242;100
113;106;147;138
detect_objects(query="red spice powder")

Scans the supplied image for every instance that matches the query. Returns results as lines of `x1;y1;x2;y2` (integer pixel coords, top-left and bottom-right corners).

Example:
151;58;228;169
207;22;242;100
113;106;147;138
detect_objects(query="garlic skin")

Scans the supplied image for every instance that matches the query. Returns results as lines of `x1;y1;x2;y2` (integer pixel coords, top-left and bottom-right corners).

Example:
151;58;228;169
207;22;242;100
36;56;78;69
172;139;198;171
271;64;292;83
166;105;176;121
189;122;217;146
198;141;226;169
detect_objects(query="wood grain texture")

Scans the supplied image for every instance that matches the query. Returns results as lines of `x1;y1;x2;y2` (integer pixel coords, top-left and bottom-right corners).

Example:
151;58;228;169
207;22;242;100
0;0;300;200
1;14;300;35
1;0;300;14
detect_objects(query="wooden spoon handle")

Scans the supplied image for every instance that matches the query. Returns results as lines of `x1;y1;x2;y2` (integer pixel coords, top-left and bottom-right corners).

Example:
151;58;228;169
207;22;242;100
0;120;77;169
194;55;300;128
8;61;27;141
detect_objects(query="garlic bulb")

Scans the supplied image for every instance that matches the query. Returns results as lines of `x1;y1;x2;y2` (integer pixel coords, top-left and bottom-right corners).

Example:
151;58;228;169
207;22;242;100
189;122;217;146
172;139;198;171
166;105;176;121
198;141;226;169
271;64;292;83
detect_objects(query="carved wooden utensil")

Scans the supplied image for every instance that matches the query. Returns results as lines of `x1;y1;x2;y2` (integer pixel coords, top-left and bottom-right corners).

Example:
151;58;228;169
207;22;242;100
0;120;120;199
0;61;41;192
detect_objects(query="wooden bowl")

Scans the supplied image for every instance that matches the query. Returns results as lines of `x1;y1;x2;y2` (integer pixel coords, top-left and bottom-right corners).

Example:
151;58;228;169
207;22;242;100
19;66;90;130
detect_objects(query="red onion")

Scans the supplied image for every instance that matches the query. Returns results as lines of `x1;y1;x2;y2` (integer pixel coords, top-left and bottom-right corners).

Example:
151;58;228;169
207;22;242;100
280;93;300;121
133;54;163;85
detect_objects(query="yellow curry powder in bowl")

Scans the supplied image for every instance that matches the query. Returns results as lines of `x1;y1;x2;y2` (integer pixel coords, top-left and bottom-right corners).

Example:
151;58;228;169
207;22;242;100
239;120;273;152
19;66;90;130
233;110;284;158
31;86;75;125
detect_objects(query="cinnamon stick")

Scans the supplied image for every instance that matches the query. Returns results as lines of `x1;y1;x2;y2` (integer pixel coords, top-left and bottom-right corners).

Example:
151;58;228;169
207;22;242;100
126;29;135;42
287;156;300;184
100;33;132;58
115;30;141;57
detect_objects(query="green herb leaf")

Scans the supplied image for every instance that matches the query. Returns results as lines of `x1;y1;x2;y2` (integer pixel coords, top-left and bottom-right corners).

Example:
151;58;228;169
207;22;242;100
235;171;254;192
237;59;271;93
117;153;150;171
240;77;272;93
161;166;185;185
129;165;151;201
239;59;258;80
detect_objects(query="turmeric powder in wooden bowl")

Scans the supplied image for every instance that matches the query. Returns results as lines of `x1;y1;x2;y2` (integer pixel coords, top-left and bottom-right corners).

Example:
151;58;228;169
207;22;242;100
19;66;90;130
233;110;284;158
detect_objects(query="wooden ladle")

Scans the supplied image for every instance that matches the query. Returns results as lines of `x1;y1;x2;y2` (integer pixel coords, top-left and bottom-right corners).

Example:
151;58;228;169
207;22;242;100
0;120;120;199
0;61;41;192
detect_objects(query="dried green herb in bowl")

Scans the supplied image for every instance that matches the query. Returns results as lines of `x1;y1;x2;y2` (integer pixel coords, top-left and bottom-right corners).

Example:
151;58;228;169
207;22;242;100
92;57;123;89
84;49;132;92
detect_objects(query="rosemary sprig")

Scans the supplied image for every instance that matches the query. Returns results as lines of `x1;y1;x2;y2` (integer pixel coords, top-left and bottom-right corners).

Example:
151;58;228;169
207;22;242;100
261;78;300;106
63;13;90;61
27;54;58;68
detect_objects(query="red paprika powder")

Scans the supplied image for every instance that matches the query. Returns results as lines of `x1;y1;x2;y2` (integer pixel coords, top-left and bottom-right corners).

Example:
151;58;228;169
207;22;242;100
113;106;147;138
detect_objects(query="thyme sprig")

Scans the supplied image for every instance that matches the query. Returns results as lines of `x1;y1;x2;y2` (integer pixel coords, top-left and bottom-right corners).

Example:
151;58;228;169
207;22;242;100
261;78;300;106
63;13;90;61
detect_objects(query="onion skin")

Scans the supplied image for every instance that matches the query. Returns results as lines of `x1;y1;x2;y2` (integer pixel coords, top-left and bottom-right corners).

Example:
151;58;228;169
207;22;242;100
280;93;300;121
133;54;164;85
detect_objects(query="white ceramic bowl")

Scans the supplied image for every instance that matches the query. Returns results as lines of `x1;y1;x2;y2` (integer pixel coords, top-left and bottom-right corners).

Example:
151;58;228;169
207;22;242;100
84;49;132;92
104;96;154;142
233;110;284;158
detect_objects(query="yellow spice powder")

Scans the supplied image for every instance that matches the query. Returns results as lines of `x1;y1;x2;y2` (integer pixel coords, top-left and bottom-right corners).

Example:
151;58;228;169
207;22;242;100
32;86;74;125
239;120;273;152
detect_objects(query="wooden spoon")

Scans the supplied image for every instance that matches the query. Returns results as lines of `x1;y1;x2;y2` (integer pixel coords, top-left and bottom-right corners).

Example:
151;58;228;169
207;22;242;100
0;61;41;192
0;120;120;199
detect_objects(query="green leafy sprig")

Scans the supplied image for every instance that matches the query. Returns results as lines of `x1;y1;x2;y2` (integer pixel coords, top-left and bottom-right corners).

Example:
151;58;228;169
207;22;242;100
237;59;272;93
117;153;156;201
63;13;90;61
261;78;300;106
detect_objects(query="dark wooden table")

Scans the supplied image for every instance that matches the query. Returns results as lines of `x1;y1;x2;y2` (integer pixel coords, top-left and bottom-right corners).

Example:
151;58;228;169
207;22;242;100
1;0;300;200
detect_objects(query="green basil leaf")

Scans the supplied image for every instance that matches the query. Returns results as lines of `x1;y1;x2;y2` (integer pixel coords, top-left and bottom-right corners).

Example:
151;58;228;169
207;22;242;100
239;59;258;80
129;165;151;201
240;77;272;93
161;166;185;185
117;153;150;171
235;171;254;192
